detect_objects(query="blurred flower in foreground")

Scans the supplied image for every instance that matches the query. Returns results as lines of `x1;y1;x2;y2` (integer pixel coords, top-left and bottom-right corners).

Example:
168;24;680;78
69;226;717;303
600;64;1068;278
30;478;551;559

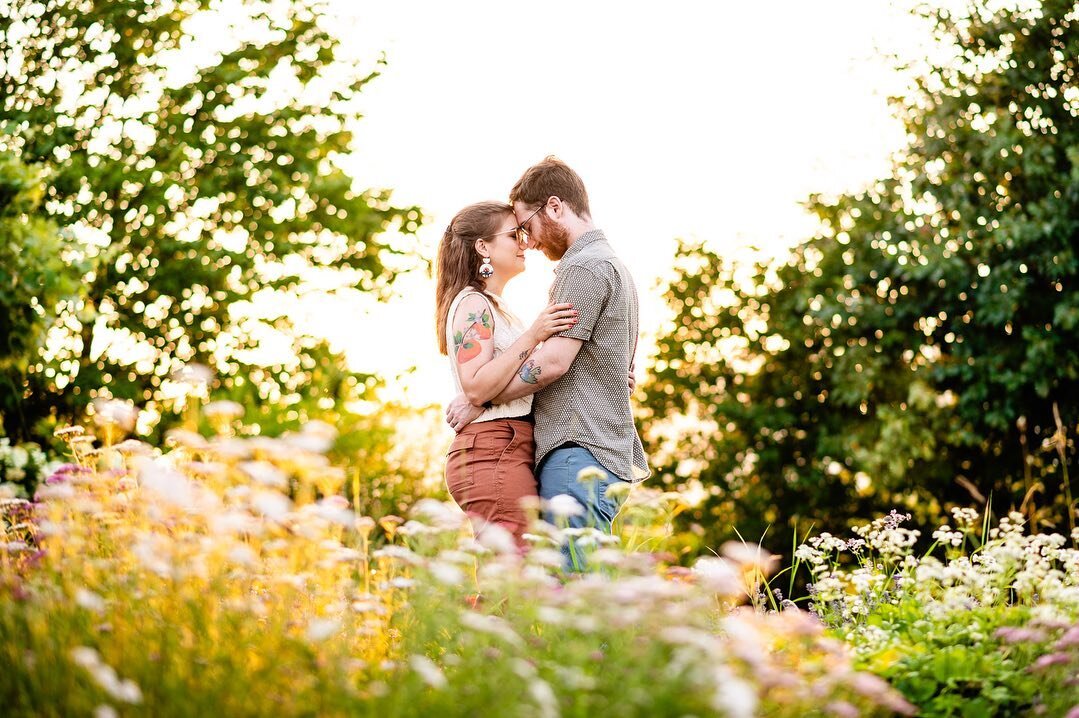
203;400;244;435
91;399;139;445
170;364;214;391
721;541;780;578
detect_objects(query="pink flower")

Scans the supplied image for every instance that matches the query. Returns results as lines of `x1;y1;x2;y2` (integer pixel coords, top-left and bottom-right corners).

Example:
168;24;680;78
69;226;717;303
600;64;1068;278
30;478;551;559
825;701;860;718
1055;626;1079;650
995;626;1048;644
1031;653;1072;671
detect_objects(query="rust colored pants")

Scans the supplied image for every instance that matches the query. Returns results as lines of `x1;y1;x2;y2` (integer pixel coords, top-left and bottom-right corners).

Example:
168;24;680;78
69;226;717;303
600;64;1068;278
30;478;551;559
445;418;538;546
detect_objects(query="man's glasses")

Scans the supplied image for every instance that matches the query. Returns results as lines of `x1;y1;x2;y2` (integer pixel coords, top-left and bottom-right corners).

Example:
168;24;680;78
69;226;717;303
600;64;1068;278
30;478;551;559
516;202;548;240
481;227;529;245
479;200;553;245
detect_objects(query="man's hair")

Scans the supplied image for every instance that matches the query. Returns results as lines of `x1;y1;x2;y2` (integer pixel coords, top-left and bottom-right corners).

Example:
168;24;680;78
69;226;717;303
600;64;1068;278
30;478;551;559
510;156;591;218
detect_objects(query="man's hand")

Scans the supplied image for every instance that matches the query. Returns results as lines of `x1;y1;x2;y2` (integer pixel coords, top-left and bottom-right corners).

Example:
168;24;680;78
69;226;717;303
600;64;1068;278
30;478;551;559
445;393;485;433
628;361;637;392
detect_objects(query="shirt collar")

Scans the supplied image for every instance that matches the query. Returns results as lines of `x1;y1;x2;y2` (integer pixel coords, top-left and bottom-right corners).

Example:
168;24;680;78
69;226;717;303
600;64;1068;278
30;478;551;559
559;229;605;263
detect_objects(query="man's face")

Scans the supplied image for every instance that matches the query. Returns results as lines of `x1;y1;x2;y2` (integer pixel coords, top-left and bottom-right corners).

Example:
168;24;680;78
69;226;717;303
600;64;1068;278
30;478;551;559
513;200;570;261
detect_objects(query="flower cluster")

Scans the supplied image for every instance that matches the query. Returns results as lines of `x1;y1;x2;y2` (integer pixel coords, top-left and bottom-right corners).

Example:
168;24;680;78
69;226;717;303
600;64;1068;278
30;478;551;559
0;438;54;498
798;508;1079;716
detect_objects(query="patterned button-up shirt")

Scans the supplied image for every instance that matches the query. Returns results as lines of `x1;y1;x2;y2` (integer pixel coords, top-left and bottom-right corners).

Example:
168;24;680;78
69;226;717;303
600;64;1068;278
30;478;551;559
533;230;651;482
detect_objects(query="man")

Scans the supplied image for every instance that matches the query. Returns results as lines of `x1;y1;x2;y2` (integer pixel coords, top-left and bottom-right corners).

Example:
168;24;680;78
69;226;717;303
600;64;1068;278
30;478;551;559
446;156;650;539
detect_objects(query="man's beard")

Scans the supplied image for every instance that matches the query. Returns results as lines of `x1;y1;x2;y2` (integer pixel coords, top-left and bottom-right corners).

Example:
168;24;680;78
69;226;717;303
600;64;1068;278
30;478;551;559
537;214;572;261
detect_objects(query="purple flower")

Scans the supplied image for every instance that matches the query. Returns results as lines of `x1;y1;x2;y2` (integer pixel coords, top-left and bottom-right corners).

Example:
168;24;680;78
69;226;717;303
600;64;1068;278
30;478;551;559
995;626;1048;644
1055;626;1079;650
1031;653;1072;671
45;464;89;484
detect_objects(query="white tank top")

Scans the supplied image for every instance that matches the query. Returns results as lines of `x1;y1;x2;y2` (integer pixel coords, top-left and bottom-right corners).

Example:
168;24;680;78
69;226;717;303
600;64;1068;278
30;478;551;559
445;288;533;423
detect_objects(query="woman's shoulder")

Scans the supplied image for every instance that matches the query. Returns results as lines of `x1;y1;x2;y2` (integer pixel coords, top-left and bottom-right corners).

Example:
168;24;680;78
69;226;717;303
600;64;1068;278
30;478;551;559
449;289;496;324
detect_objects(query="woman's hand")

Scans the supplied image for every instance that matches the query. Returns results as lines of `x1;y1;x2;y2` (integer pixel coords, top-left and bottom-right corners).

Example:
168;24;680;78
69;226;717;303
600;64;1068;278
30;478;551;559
446;393;485;432
529;303;577;343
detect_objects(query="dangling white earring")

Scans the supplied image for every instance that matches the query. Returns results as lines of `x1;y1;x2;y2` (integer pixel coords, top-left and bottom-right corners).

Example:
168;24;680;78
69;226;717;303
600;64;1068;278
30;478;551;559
479;256;494;278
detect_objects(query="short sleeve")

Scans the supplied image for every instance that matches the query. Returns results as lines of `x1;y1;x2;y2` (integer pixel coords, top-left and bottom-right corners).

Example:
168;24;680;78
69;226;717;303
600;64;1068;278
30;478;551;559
548;264;608;341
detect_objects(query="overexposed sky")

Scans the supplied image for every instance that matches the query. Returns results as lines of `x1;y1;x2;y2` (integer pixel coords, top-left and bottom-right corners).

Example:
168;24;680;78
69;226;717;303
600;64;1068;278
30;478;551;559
304;1;929;404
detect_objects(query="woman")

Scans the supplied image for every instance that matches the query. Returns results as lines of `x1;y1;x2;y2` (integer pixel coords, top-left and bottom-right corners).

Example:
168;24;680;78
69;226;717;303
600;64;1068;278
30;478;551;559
435;201;577;546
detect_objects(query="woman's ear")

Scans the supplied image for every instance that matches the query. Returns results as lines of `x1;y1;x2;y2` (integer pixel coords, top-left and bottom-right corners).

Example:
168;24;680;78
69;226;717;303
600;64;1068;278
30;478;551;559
473;238;488;257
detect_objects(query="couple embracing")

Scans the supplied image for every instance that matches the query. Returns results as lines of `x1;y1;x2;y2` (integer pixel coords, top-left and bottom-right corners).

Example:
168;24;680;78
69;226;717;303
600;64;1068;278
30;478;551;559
435;157;650;556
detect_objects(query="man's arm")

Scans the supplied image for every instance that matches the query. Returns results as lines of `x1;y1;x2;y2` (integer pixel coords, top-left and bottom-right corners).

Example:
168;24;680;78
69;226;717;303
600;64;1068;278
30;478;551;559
446;263;604;432
445;336;583;432
491;336;584;402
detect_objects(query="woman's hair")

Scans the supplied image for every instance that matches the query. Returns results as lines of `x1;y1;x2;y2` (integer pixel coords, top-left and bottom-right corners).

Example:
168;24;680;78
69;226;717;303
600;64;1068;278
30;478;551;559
434;201;513;355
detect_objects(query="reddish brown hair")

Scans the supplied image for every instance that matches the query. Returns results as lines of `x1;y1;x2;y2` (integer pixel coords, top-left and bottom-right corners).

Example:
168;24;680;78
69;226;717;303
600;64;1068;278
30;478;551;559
510;156;591;217
434;201;513;355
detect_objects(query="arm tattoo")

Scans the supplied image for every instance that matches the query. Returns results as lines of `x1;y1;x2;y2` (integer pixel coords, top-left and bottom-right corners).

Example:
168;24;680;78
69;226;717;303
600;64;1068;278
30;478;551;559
466;309;493;339
518;349;531;360
453;309;493;364
519;360;541;384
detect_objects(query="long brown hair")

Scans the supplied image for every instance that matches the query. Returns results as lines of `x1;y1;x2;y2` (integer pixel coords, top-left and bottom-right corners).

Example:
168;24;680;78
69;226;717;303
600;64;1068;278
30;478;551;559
434;201;513;355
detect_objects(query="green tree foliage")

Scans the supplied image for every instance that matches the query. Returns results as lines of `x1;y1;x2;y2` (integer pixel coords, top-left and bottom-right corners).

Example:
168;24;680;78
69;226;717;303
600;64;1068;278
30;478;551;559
0;151;85;440
0;0;421;441
642;0;1079;553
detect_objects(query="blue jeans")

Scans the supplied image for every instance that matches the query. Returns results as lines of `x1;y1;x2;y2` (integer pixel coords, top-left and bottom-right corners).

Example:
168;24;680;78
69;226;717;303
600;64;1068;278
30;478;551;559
538;446;628;568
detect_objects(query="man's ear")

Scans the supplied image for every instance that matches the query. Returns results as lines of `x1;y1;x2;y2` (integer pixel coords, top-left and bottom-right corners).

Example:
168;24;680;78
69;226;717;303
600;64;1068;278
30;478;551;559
548;196;565;220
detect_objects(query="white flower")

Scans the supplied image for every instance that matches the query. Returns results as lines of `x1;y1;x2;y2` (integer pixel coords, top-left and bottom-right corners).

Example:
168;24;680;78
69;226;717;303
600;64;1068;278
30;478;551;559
137;457;210;513
170;363;213;389
711;666;757;718
410;499;466;530
409;655;447;689
307;497;354;526
474;522;518;555
226;544;258;567
239;461;288;489
932;525;964;548
75;588;106;614
693;557;742;596
546;494;584;518
721;541;779;576
305;618;340;642
10;446;28;470
249;490;293;521
604;480;633;501
70;647;142;704
458;612;526;649
428;561;465;586
527;678;560;718
575;467;607;485
71;646;101;669
91;398;139;434
203;400;244;422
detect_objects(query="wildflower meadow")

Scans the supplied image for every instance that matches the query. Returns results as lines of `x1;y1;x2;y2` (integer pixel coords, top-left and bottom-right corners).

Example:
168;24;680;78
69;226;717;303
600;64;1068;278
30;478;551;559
4;0;1079;715
4;392;1079;716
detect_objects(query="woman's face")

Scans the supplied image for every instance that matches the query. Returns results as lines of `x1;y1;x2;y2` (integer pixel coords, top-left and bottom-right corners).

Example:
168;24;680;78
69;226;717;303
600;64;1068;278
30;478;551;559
480;214;527;281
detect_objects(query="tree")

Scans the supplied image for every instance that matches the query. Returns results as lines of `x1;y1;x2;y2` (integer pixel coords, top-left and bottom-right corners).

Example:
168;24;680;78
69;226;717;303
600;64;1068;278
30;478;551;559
0;151;85;448
0;0;421;442
642;0;1079;554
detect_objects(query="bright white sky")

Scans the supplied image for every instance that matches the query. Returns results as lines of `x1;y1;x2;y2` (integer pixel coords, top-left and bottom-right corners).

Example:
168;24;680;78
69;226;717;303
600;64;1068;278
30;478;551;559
302;0;929;405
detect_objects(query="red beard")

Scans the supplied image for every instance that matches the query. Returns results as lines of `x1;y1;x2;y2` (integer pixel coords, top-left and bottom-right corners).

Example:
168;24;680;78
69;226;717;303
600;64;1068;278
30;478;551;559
537;213;572;261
